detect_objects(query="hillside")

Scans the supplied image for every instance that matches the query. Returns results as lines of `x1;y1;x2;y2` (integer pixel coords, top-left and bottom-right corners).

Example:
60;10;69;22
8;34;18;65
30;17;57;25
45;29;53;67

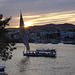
27;23;75;32
7;23;75;32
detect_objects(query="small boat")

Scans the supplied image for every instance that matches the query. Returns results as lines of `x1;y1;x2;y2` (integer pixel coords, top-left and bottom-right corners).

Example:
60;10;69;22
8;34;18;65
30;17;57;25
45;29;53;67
23;49;56;57
0;66;7;75
19;11;57;58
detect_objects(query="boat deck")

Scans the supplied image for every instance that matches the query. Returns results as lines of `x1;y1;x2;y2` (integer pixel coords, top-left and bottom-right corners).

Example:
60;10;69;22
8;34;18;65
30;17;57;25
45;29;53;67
23;49;57;57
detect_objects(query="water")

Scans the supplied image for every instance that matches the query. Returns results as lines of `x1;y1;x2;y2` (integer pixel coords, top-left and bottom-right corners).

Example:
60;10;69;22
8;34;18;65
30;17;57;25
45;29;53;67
0;43;75;75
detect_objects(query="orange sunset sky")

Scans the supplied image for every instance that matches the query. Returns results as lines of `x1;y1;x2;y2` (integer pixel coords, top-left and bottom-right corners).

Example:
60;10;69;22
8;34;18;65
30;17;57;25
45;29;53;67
0;0;75;28
10;10;75;28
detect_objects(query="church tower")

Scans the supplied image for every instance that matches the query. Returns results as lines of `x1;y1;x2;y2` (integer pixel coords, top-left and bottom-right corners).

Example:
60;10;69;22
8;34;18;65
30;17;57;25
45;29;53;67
20;10;24;28
19;10;30;52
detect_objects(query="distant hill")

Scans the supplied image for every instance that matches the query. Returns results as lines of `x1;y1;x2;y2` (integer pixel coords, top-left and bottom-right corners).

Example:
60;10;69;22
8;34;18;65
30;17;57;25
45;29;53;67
55;23;75;31
7;23;75;32
27;23;75;32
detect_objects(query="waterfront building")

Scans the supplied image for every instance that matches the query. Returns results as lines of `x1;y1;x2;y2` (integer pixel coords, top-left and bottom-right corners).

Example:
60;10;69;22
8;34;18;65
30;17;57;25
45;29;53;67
60;31;75;40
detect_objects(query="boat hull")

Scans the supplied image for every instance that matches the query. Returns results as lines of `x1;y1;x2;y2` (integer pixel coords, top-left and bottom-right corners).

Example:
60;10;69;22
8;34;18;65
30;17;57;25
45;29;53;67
23;53;56;57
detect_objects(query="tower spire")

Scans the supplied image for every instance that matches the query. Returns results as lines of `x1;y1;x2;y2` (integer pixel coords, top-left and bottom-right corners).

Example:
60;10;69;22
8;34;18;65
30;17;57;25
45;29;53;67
20;10;24;28
19;10;30;52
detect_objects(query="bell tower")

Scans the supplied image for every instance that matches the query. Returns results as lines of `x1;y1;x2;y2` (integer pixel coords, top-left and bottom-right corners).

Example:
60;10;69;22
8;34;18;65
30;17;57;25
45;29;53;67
20;10;24;28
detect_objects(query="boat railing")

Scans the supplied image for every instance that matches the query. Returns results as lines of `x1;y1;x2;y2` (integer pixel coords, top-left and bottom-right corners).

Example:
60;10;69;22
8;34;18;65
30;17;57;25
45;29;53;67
36;49;56;54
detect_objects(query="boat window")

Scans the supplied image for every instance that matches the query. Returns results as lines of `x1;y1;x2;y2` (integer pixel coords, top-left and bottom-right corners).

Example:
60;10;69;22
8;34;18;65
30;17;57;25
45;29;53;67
0;69;4;72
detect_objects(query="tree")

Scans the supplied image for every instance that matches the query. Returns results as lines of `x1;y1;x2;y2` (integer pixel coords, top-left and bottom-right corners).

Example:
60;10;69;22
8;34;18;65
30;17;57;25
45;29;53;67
0;14;16;61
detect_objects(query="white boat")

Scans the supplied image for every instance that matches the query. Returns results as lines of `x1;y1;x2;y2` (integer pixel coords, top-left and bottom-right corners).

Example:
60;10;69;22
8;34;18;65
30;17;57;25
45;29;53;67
23;49;56;57
0;66;7;75
19;11;57;57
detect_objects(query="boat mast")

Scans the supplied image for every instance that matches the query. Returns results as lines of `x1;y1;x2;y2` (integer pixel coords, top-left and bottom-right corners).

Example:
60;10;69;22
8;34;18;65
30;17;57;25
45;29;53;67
19;10;30;53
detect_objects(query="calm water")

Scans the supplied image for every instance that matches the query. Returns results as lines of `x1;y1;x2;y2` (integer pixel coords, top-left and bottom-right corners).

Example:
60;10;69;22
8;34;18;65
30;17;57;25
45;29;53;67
0;43;75;75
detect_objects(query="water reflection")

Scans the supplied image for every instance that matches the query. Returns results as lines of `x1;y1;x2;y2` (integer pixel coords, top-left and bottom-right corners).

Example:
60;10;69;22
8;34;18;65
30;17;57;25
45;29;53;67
1;43;75;75
18;57;29;72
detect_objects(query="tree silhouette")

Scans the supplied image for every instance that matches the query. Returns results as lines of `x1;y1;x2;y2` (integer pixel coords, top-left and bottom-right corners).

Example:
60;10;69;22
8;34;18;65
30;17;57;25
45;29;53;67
0;14;16;61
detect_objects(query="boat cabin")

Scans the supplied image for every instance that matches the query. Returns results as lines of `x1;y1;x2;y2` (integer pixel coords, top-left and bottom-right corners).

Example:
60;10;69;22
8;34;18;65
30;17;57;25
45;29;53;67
36;49;56;54
0;66;8;75
23;49;57;57
0;66;6;72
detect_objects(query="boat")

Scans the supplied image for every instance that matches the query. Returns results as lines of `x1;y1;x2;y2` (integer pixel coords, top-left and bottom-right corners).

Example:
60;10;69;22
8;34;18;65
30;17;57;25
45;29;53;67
0;66;7;75
23;49;56;57
19;11;57;57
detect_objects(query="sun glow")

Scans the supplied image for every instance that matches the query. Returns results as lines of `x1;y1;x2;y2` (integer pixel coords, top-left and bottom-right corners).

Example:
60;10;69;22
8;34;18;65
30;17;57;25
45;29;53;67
24;22;34;28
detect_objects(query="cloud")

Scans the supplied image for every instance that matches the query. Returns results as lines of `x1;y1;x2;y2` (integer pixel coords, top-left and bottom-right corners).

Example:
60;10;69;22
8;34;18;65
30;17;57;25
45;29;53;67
0;0;75;28
0;0;6;6
0;0;6;2
1;0;75;15
8;10;75;28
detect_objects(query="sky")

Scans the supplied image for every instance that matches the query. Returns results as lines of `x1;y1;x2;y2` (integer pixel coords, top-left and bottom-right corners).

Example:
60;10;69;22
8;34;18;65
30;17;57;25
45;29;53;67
0;0;75;28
